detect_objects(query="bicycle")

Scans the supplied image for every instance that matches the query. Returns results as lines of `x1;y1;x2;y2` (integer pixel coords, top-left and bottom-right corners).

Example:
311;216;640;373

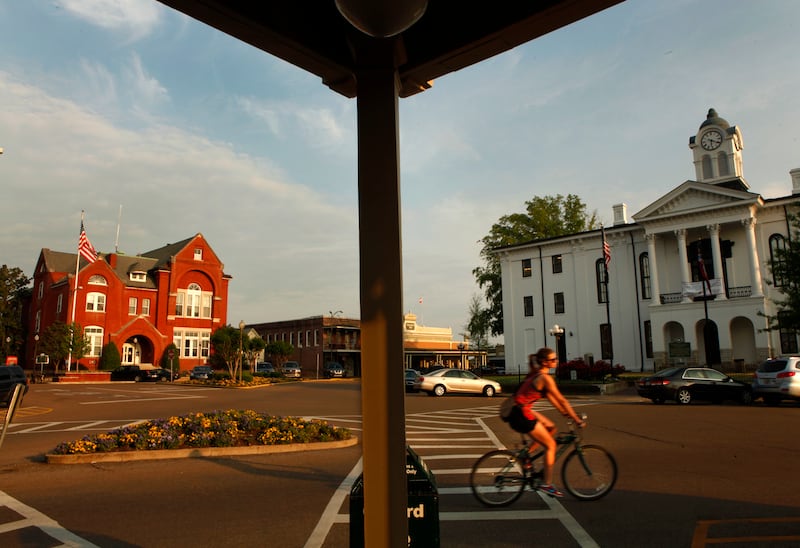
470;414;617;506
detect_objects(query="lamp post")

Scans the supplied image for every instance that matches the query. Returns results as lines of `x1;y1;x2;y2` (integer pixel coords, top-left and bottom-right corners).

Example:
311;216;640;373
34;334;40;380
457;343;465;369
549;324;565;365
239;320;245;384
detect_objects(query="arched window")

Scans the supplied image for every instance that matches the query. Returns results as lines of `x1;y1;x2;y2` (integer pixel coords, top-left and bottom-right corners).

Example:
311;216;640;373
86;292;106;312
595;259;608;303
702;155;713;179
639;252;651;299
88;275;107;285
176;283;212;318
716;152;729;176
769;234;787;287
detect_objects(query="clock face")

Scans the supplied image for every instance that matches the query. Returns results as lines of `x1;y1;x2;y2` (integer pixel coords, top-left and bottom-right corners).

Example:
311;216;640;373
701;130;723;150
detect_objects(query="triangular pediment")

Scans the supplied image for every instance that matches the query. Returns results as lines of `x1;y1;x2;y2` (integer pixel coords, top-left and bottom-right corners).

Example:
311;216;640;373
632;180;760;222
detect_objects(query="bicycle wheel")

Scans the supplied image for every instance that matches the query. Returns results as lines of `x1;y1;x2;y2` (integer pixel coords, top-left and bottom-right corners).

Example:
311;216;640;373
561;444;617;501
470;450;527;507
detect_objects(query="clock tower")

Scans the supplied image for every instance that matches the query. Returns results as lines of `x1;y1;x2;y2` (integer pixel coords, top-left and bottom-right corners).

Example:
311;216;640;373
689;108;747;190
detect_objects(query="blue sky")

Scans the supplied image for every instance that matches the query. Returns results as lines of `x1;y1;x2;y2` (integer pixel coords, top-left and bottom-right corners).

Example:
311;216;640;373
2;1;799;340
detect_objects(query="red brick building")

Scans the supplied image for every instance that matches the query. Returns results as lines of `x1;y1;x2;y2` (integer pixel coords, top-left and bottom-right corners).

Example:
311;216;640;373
27;234;230;372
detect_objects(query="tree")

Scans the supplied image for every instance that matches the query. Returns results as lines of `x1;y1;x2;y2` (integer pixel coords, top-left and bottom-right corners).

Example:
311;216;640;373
243;335;266;371
265;340;294;370
472;194;597;336
210;325;242;379
99;342;121;371
764;207;800;335
39;321;90;372
0;265;32;362
464;293;490;350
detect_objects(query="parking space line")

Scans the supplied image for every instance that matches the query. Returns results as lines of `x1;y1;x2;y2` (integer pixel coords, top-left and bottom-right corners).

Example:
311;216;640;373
692;517;800;547
0;490;99;547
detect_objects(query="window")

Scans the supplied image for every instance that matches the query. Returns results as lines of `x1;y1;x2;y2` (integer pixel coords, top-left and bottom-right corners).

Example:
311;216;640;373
644;320;653;358
290;332;294;346
173;329;211;358
175;283;212;318
306;330;311;347
88;275;107;285
128;297;137;315
297;331;302;348
129;271;146;282
142;298;151;316
769;234;787;288
600;323;613;360
38;281;43;300
57;294;63;314
194;248;203;260
639;252;651;299
717;152;729;176
596;259;608;303
84;326;103;357
86;292;106;312
702;155;713;179
554;292;565;314
522;258;532;278
523;296;534;317
779;311;798;354
314;329;319;346
552;255;562;274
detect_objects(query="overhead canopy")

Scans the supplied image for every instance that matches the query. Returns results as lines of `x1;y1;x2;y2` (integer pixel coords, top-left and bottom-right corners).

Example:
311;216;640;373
157;0;623;98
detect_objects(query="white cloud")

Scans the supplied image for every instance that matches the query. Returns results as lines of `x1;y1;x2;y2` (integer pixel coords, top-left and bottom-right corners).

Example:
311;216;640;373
60;0;161;41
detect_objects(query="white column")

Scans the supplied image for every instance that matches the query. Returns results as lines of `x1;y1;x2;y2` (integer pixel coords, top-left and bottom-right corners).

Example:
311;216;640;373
742;218;764;297
675;229;692;302
646;233;661;305
706;224;726;300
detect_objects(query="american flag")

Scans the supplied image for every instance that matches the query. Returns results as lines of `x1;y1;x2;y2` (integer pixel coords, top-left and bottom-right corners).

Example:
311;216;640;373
78;221;98;263
418;296;424;304
697;252;711;293
601;226;611;269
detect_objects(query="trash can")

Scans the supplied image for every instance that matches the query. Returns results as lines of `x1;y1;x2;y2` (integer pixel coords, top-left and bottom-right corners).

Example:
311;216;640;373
350;445;440;547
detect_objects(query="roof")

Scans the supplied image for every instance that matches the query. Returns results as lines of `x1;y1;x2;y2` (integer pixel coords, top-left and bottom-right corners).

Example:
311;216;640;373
157;0;624;98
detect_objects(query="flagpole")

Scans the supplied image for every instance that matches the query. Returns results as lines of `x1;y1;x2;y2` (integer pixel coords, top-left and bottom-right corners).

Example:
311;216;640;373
67;211;85;372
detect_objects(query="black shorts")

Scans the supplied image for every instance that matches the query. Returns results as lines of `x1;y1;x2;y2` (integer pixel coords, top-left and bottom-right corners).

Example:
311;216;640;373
507;405;537;434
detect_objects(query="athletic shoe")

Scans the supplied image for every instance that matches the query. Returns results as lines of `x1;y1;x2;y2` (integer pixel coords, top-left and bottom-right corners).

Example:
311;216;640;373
539;484;564;497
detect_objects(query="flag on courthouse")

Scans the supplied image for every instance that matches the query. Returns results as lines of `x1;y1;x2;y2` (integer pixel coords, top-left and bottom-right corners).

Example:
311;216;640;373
697;252;711;294
601;225;611;269
78;221;98;263
418;297;424;304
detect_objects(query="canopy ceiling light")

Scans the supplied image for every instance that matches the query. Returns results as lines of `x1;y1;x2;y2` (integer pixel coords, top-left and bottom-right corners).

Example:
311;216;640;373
335;0;428;37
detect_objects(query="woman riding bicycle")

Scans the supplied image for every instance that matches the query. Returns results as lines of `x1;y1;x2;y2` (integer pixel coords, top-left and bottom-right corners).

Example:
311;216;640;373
507;347;585;497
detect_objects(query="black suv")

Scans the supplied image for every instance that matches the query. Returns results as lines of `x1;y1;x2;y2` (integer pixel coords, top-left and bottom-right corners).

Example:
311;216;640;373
0;366;29;406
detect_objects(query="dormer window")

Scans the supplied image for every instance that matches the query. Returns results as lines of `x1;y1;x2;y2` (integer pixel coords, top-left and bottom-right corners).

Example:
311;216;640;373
194;248;203;261
129;271;146;282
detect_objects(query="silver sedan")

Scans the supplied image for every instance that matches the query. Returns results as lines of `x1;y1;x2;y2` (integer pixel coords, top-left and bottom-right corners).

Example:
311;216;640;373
418;368;501;397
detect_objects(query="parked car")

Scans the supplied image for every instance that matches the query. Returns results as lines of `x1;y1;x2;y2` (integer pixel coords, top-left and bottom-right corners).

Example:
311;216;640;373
283;361;302;378
405;369;421;393
0;365;29;406
324;362;345;378
189;365;214;380
255;362;274;374
143;368;179;382
110;365;154;382
636;366;752;405
418;368;501;397
752;356;800;404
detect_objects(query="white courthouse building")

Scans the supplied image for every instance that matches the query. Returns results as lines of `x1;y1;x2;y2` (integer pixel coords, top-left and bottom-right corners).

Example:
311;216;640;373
497;109;799;374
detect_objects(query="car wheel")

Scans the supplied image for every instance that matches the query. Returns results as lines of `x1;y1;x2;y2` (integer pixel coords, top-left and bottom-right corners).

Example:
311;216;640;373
159;376;168;382
133;375;142;382
433;384;446;397
483;385;495;397
676;388;692;405
740;390;753;405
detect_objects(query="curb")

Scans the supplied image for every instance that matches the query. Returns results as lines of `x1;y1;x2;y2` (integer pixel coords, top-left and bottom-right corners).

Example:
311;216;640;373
46;436;359;465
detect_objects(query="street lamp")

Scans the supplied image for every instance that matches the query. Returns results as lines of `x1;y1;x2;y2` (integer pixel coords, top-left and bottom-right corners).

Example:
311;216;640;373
239;320;245;383
457;343;465;369
549;324;565;364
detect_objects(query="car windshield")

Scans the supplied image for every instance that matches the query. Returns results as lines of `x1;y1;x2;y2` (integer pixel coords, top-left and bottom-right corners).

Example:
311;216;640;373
653;367;681;378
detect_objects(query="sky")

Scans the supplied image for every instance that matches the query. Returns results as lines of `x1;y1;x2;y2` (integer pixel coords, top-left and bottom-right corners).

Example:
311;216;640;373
2;0;800;342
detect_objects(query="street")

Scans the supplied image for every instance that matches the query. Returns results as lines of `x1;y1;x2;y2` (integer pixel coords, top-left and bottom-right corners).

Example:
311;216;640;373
0;380;798;547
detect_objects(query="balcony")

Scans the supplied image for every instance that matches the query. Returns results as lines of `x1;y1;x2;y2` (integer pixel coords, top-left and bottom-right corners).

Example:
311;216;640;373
659;285;752;304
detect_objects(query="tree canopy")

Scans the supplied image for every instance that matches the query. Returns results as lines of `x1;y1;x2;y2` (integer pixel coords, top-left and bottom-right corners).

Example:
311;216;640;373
0;265;32;361
765;206;800;335
472;194;597;336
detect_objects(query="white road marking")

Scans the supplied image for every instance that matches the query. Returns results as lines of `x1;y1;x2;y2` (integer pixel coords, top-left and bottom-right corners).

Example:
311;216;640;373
0;490;100;547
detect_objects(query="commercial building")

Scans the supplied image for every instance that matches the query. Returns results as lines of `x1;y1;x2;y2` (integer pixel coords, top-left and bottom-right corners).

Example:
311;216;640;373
248;312;483;378
27;233;230;372
497;109;799;375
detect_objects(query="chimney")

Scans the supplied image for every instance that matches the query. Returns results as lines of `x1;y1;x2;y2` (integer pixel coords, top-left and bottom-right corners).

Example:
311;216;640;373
109;253;118;268
790;168;800;195
612;203;627;226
